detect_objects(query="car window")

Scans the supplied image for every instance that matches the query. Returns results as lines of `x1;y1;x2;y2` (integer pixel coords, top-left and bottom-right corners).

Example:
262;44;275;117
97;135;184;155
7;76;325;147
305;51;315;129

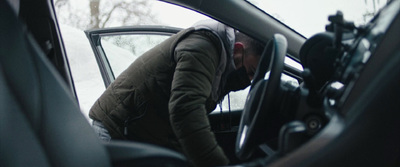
285;56;303;71
217;73;300;112
55;0;303;118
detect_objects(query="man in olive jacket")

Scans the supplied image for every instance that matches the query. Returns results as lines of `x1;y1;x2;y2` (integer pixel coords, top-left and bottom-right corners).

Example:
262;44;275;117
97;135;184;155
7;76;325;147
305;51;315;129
89;20;264;166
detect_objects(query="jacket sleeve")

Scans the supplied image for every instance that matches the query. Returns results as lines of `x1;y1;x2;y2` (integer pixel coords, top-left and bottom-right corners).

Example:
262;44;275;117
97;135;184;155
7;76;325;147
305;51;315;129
168;31;229;167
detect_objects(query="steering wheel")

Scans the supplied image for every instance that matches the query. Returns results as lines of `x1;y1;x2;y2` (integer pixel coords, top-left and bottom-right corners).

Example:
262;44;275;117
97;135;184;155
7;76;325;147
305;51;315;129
235;34;287;160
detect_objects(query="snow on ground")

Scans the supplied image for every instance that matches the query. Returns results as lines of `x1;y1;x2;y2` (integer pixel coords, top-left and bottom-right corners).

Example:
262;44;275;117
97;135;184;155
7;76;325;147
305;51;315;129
59;24;106;121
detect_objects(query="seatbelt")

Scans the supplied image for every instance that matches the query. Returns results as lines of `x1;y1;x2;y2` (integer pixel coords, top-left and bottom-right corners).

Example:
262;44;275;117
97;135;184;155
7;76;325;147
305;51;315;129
6;0;20;15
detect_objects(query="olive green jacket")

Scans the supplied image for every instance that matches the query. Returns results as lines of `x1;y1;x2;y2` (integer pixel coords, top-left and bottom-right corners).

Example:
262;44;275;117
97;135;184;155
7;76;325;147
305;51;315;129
89;21;235;167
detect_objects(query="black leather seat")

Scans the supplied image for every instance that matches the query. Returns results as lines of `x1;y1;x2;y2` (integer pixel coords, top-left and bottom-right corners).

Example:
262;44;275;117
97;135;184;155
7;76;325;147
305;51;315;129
0;1;186;166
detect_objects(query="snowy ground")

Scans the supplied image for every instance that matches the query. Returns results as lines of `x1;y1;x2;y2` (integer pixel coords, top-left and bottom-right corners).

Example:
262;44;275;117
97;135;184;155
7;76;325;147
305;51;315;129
60;24;105;121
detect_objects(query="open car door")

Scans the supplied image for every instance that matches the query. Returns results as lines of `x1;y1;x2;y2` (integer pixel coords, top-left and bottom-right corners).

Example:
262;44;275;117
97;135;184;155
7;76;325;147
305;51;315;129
85;26;182;87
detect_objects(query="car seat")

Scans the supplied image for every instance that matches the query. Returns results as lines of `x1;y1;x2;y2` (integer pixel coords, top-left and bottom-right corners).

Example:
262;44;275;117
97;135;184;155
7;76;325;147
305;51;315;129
0;1;186;166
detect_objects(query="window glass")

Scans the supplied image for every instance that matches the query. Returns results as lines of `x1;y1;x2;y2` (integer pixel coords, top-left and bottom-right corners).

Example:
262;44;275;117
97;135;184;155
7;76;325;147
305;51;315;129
101;34;170;77
55;0;304;118
285;56;303;71
215;72;299;112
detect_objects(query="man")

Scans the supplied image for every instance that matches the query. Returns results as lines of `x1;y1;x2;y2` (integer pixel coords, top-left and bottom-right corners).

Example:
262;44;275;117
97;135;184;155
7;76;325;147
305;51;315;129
89;20;264;166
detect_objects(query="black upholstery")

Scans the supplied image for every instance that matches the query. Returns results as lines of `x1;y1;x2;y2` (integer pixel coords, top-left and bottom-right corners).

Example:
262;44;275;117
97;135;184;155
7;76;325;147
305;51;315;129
0;1;186;167
105;142;187;166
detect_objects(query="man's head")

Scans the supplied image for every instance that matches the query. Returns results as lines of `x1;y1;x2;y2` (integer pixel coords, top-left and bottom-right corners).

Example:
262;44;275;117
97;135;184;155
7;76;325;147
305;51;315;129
233;31;265;80
224;31;265;92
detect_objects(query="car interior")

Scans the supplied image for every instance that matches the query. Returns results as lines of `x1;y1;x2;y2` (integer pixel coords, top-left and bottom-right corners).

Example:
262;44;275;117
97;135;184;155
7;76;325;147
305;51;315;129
1;0;399;167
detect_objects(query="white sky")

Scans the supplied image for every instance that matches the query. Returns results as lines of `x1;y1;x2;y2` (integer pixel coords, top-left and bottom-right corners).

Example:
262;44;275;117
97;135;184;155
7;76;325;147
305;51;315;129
151;1;210;28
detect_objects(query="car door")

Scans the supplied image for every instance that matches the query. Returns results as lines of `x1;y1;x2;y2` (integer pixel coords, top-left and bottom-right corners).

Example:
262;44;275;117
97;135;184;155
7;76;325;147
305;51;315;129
85;26;182;87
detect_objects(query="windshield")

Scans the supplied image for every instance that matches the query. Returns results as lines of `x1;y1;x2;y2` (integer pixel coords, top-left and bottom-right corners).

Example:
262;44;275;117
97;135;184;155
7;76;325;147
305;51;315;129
248;0;388;38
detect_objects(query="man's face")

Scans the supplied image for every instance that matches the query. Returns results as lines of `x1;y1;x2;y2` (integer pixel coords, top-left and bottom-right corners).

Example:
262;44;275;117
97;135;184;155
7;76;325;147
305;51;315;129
242;53;260;81
233;42;260;81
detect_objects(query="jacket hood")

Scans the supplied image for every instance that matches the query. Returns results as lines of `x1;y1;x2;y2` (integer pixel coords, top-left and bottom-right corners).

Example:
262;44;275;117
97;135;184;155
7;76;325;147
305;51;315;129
193;20;236;101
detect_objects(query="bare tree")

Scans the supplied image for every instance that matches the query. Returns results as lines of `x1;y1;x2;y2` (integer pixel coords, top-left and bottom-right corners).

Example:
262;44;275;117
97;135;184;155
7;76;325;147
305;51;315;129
89;0;100;29
54;0;68;8
94;0;156;29
55;0;157;30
